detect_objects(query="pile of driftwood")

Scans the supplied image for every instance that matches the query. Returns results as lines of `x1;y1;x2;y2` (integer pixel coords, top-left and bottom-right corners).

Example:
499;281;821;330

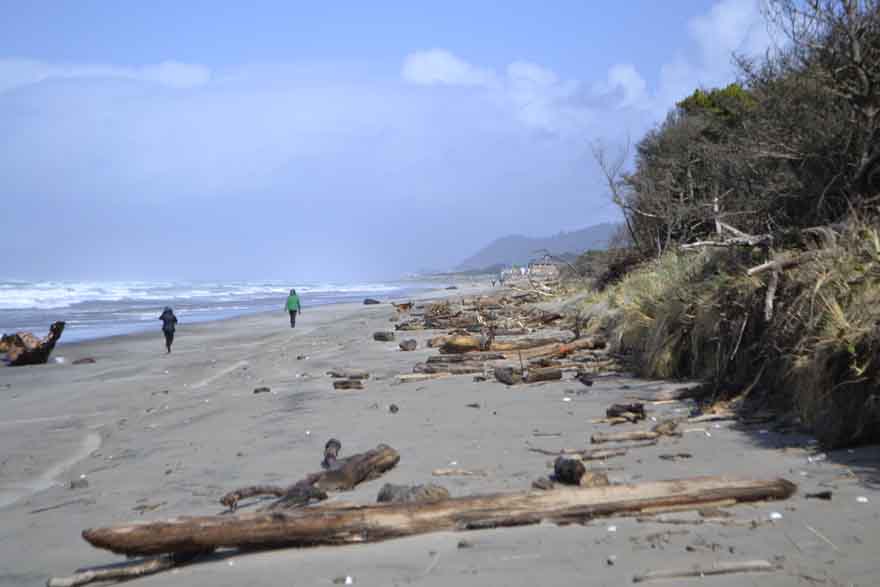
1;321;65;366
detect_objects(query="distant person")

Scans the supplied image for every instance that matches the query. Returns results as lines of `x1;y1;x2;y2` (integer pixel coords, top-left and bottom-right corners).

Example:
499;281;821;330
159;307;178;353
285;289;302;328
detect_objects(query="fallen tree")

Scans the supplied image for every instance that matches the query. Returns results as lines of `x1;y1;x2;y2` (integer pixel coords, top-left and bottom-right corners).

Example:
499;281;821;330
80;476;795;557
4;321;65;366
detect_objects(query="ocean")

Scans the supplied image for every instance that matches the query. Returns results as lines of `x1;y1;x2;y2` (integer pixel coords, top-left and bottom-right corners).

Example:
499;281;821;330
0;280;436;343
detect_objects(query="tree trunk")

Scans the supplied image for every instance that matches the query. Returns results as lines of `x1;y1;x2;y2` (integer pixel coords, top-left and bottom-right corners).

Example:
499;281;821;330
82;476;796;556
5;321;65;366
525;367;562;383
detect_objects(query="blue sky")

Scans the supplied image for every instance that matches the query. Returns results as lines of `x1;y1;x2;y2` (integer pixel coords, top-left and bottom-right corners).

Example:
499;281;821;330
0;0;775;281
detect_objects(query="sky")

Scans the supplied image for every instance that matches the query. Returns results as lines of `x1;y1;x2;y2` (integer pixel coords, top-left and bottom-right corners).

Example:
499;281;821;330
0;0;776;282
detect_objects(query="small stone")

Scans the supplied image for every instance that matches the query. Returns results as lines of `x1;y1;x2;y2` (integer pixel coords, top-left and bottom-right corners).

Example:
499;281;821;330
399;339;418;351
389;404;399;414
69;478;89;490
606;555;617;566
165;469;173;475
253;386;271;394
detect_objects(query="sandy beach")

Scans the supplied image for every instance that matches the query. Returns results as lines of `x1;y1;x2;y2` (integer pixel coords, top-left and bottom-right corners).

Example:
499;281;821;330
2;285;879;586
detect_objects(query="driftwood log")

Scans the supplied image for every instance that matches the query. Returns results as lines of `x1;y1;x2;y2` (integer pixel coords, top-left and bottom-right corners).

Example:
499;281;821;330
219;444;399;510
591;420;680;444
82;476;796;556
426;352;505;364
4;321;65;366
525;367;562;383
633;560;779;583
333;380;363;390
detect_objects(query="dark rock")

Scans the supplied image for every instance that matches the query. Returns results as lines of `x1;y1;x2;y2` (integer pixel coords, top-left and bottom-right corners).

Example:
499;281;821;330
296;354;308;360
322;438;342;469
333;380;363;390
494;366;522;386
389;403;399;414
373;331;395;342
376;483;450;504
445;286;458;290
553;457;586;485
466;402;480;409
72;357;96;365
69;478;89;490
399;339;418;351
253;387;271;394
363;298;382;305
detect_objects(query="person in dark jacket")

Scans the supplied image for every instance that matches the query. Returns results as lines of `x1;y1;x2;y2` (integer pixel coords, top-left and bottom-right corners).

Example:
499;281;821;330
285;289;301;328
159;307;178;353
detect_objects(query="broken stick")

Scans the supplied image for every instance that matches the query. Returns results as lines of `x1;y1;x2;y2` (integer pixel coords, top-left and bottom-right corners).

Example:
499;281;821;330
632;560;779;583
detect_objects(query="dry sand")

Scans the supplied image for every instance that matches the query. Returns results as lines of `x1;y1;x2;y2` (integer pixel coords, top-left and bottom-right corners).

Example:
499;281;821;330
1;285;879;586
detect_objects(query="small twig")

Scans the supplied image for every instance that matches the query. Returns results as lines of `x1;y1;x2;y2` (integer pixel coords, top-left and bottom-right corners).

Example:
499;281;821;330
804;523;840;552
47;556;175;587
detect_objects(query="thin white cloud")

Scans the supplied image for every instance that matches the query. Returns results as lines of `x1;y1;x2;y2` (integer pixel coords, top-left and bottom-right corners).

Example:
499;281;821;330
401;49;495;87
0;58;211;94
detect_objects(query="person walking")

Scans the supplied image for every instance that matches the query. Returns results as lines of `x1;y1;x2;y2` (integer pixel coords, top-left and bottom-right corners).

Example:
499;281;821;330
285;289;302;328
159;307;178;353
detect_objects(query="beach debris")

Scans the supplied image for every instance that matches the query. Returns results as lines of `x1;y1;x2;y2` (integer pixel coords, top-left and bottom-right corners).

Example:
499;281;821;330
473;375;487;382
327;369;370;380
606;555;617;566
389;404;399;414
252;386;271;394
632;560;779;583
606;402;646;422
431;468;487;477
528;446;631;461
445;285;458;290
72;477;795;561
72;357;97;365
396;373;450;384
219;443;399;511
590;420;680;444
575;372;594;387
856;496;869;503
494;366;522;386
333;380;363;391
69;478;90;490
376;483;450;504
133;502;166;514
551;457;610;487
804;490;832;500
3;321;65;366
466;402;480;408
457;539;474;549
373;331;395;342
399;339;418;351
658;453;692;461
363;298;381;305
322;439;342;469
525;367;562;384
296;354;308;360
47;555;176;587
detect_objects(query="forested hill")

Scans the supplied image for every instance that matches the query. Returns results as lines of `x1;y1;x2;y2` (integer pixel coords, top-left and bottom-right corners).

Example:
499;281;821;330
456;223;618;271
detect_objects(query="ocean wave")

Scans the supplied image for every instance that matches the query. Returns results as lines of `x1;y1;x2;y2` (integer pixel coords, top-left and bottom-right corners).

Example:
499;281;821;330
0;280;404;310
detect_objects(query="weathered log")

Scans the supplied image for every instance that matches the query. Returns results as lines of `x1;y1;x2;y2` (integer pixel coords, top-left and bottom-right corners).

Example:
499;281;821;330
333;380;363;391
494;366;522;386
498;336;605;361
396;373;450;384
490;336;570;351
395;320;425;331
426;352;506;364
377;484;450;504
606;403;646;421
5;321;65;366
418;362;485;375
220;444;399;510
591;420;679;444
525;367;562;383
439;335;483;354
373;331;395;342
633;560;778;583
327;369;370;380
82;476;796;556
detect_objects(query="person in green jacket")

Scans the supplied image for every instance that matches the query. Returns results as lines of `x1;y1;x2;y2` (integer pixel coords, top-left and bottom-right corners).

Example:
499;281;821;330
285;289;302;328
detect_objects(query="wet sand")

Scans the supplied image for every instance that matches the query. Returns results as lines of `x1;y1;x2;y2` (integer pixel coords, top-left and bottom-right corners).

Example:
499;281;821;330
1;285;879;586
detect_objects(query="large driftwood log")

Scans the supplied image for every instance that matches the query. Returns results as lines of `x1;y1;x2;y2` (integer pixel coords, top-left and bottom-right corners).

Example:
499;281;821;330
499;337;605;361
591;420;680;444
633;560;779;583
525;367;562;383
5;321;65;366
219;444;399;510
426;352;506;364
82;476;796;556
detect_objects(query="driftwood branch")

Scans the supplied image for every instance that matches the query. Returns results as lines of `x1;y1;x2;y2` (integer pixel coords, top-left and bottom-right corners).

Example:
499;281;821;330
633;560;779;583
81;476;796;557
219;444;399;510
681;234;772;250
47;556;175;587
